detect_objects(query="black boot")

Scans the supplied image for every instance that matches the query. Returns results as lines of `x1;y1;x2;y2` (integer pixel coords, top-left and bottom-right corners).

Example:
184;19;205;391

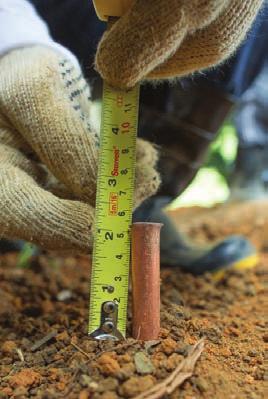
0;239;25;254
229;145;268;201
133;197;258;276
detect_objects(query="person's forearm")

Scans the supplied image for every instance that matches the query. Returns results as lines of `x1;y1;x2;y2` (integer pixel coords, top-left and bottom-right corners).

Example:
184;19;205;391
0;0;78;64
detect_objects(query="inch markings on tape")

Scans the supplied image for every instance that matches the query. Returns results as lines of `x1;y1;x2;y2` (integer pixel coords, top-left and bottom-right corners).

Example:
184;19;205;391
88;82;140;340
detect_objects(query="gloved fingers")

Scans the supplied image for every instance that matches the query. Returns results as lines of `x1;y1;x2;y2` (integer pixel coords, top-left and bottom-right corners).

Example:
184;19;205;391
0;133;78;202
0;162;95;254
0;47;99;206
0;142;47;185
95;0;231;88
149;0;264;80
95;0;189;88
42;138;161;211
0;123;33;155
134;139;161;208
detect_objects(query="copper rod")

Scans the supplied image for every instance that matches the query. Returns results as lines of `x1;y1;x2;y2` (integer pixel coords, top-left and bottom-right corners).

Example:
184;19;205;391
131;222;162;340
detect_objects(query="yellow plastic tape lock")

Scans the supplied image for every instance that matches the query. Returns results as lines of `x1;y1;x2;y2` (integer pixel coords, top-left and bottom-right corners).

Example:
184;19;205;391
93;0;134;21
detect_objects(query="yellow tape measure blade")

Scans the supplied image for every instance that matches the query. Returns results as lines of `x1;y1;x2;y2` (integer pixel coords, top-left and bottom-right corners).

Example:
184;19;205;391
88;82;140;339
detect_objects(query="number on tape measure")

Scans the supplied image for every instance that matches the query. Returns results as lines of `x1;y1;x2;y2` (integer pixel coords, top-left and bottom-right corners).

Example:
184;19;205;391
88;82;140;338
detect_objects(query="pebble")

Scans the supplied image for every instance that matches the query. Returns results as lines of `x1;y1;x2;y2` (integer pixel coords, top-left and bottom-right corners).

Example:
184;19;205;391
80;374;93;388
168;289;184;306
1;340;16;354
57;290;72;301
195;377;208;393
228;327;240;337
118;376;155;398
97;353;121;376
176;344;193;357
1;357;12;365
248;350;258;357
97;378;118;392
158;338;177;355
13;386;28;398
134;352;154;375
262;333;268;343
9;369;41;388
114;363;135;381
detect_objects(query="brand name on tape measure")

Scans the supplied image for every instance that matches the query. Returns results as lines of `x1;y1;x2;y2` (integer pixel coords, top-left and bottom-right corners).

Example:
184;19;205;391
88;82;140;340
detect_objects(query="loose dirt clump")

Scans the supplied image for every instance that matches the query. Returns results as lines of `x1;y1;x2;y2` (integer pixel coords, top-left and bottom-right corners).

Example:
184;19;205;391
0;201;266;398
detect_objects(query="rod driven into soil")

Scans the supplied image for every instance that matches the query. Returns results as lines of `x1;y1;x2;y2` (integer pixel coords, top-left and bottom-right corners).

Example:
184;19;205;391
131;222;162;340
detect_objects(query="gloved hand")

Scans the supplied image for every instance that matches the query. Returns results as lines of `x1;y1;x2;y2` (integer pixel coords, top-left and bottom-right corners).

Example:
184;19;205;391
0;46;160;253
96;0;263;88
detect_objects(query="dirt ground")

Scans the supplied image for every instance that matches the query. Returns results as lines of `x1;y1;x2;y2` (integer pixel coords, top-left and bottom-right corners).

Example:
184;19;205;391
0;200;267;399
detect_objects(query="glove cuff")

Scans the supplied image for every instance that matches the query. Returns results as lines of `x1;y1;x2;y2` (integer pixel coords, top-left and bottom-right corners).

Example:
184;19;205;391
0;0;79;67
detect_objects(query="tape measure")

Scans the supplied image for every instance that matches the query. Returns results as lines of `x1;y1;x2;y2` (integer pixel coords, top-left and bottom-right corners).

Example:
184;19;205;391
88;82;140;340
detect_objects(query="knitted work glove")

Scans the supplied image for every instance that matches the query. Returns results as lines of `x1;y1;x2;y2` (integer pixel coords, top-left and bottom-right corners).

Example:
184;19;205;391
96;0;264;88
0;46;160;253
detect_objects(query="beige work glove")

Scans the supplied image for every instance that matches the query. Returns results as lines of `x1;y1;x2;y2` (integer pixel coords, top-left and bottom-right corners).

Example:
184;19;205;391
96;0;264;88
0;46;160;253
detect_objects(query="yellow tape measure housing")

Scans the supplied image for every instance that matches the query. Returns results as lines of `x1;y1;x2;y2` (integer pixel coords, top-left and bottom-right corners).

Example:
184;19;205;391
93;0;134;21
89;82;139;339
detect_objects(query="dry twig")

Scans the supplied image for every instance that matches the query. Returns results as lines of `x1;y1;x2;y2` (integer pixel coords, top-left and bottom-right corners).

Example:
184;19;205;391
15;348;24;362
133;339;205;399
70;341;93;361
31;330;58;352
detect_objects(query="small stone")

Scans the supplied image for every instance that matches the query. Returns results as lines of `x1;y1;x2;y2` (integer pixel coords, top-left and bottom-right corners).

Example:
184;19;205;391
195;377;208;393
1;357;12;365
144;340;161;354
176;344;193;357
244;285;256;296
202;327;222;343
13;386;28;398
244;375;254;384
97;378;118;392
165;353;183;371
57;290;72;301
97;353;121;376
168;289;184;305
9;369;41;388
56;331;69;343
1;340;16;354
262;333;268;343
248;393;260;399
158;338;177;355
119;376;155;398
115;363;135;381
134;352;154;375
248;350;258;357
228;327;240;337
80;374;93;388
89;382;99;391
159;328;169;338
117;353;132;364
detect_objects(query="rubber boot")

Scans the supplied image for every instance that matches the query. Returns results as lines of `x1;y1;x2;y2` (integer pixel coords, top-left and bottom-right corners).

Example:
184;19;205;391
133;197;258;277
229;145;268;201
0;239;25;254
